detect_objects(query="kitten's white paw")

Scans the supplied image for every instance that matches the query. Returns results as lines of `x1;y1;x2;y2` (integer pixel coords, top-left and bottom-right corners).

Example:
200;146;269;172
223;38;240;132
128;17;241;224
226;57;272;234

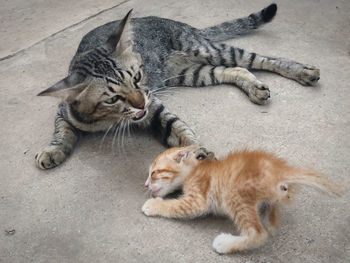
212;233;238;254
35;146;66;169
142;198;162;216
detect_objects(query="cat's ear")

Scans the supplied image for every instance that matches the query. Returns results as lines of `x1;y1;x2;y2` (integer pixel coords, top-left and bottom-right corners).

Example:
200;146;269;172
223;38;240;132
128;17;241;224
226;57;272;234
37;72;87;102
105;9;133;56
173;145;199;163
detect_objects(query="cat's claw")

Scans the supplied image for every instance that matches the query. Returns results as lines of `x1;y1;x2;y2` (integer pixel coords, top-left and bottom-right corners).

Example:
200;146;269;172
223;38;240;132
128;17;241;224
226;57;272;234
142;198;162;216
35;146;66;169
195;147;216;160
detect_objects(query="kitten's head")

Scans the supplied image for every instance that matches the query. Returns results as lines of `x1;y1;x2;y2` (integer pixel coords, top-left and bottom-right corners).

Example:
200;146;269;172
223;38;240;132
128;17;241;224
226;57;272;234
145;145;200;197
38;10;151;125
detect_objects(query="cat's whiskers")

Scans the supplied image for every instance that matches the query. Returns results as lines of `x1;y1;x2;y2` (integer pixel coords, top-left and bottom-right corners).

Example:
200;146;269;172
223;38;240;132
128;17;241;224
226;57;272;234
126;120;132;142
116;119;124;155
161;72;195;84
151;87;180;98
152;88;180;94
99;123;115;151
151;85;181;94
152;90;178;96
121;119;127;154
112;118;123;155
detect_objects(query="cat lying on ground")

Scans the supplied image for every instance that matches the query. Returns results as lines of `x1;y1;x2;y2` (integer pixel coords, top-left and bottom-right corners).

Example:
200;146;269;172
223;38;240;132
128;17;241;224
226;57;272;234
142;145;342;254
36;3;319;169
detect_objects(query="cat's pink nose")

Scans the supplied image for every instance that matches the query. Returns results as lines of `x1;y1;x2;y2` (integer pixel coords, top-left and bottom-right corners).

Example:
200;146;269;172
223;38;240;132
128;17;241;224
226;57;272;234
145;177;151;187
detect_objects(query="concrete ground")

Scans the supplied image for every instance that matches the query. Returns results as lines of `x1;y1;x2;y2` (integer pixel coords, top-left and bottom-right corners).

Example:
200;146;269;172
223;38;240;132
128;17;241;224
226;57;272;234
1;0;349;262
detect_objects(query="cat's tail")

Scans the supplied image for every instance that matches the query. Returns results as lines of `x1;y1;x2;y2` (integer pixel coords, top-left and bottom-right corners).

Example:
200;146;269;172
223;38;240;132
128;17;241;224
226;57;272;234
199;3;277;42
280;168;344;198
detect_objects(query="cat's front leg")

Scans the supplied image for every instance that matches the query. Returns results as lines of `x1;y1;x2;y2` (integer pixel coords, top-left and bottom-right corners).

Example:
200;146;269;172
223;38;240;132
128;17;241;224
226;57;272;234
146;99;214;159
35;111;79;169
149;102;198;147
142;196;207;218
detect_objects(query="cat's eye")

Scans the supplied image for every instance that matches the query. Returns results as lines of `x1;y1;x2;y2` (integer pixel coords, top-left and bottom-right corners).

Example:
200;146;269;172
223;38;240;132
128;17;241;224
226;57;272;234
133;71;141;84
104;95;125;104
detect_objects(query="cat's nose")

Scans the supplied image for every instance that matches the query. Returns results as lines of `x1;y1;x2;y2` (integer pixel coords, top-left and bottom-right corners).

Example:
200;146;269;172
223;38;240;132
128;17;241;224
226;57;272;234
127;91;145;109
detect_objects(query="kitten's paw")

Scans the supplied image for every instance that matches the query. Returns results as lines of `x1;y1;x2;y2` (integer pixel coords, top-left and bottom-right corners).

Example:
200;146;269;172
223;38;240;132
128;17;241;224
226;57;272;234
142;198;163;216
213;233;239;254
195;147;216;160
35;146;66;169
247;82;270;105
296;65;320;86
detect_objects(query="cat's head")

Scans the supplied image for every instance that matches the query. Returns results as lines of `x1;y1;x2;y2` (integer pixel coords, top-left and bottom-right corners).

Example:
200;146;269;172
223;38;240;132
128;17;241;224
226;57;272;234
145;145;200;197
38;10;151;125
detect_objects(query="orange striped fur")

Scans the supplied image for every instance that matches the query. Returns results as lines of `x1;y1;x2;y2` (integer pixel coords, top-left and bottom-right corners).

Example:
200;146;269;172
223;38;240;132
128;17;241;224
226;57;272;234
142;145;343;254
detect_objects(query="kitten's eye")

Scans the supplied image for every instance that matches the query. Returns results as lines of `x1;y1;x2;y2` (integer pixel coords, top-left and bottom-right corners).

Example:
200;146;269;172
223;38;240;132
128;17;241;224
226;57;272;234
133;71;141;84
104;95;125;104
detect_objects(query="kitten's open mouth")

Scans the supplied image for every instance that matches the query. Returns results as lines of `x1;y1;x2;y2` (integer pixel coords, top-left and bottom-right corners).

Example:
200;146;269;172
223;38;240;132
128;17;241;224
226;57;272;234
132;110;147;121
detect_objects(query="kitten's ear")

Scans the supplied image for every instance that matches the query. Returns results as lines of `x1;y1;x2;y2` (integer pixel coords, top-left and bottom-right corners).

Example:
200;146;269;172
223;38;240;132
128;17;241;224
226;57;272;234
37;72;87;102
173;145;199;163
105;9;133;56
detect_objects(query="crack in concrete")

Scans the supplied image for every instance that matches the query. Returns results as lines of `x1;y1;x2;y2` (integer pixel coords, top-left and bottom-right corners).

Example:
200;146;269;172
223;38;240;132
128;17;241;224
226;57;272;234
0;0;130;62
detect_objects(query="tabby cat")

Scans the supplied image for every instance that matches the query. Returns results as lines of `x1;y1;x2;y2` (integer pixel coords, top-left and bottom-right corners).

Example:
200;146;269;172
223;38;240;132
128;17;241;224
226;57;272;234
142;145;342;253
35;4;320;169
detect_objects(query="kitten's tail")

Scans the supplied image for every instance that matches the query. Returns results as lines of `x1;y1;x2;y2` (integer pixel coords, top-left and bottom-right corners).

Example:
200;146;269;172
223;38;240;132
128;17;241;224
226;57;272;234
199;3;277;42
281;168;344;198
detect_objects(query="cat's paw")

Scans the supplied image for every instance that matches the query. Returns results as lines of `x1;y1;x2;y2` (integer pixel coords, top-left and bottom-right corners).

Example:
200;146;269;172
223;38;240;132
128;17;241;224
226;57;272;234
247;82;270;105
213;233;239;254
195;147;216;160
35;146;66;169
296;65;320;86
142;197;163;216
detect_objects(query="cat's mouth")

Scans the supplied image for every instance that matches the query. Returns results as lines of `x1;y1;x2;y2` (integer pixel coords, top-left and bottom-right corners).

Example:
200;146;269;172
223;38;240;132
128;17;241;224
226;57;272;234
132;109;147;121
151;188;161;196
131;95;151;122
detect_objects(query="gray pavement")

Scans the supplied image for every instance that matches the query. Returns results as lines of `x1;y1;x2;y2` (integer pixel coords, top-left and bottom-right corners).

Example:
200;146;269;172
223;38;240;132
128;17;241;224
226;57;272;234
0;0;349;262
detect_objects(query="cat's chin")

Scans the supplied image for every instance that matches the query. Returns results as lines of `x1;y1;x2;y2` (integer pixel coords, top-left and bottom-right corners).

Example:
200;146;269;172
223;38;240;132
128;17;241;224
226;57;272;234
151;189;161;197
151;187;169;197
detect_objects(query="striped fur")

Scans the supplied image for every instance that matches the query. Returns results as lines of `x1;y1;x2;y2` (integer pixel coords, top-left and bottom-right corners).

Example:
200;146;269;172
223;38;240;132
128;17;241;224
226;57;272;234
36;4;320;169
199;3;278;41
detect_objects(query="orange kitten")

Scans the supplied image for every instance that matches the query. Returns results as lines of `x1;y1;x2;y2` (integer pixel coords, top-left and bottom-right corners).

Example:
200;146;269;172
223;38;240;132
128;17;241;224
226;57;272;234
142;145;343;254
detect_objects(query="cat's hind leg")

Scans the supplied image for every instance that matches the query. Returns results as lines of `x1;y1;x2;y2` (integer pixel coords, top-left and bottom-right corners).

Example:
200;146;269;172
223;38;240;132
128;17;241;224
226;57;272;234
220;44;320;86
184;43;320;86
213;205;268;254
250;56;320;86
267;204;281;234
166;59;270;104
